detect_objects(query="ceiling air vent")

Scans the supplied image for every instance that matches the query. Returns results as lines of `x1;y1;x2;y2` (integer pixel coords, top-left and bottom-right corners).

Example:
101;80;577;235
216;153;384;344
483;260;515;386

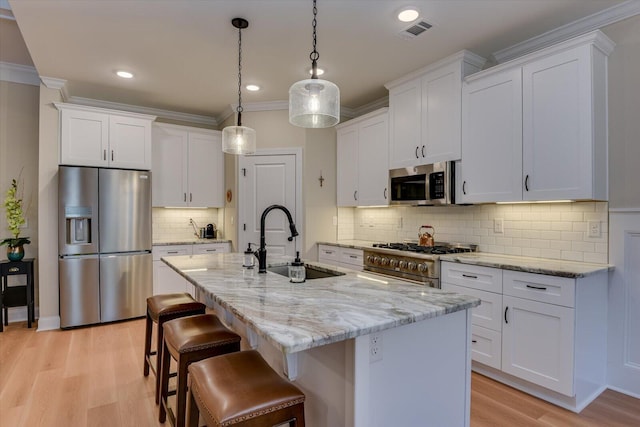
399;21;433;40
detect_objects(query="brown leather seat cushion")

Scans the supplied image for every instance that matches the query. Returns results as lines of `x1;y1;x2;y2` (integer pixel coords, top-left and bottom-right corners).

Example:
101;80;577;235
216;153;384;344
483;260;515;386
147;293;205;320
188;350;305;425
163;314;241;354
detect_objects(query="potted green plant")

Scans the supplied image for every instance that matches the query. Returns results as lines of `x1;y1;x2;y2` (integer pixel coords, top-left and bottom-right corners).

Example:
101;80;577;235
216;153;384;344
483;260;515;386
1;178;30;261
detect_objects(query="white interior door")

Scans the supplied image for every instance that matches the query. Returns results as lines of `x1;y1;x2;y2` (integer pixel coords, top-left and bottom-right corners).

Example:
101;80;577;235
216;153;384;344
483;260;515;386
239;151;300;258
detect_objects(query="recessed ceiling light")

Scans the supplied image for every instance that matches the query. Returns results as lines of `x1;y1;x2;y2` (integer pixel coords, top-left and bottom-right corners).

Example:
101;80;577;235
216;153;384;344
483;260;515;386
246;84;260;91
116;70;134;79
397;7;420;22
308;67;324;76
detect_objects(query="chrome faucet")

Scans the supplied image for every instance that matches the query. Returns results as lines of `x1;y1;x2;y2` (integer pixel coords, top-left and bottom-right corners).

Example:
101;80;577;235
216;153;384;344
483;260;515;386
256;204;299;273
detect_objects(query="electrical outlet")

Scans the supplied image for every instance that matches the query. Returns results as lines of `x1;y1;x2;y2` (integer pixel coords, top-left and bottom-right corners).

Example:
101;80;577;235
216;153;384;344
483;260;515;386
370;333;383;363
588;221;601;238
494;218;504;234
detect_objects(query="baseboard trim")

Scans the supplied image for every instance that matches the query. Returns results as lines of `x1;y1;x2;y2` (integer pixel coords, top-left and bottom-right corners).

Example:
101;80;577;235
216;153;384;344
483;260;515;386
607;385;640;399
37;315;60;331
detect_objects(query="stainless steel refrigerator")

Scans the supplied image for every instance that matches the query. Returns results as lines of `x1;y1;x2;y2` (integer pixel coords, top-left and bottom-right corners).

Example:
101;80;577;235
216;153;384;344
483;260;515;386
58;166;152;328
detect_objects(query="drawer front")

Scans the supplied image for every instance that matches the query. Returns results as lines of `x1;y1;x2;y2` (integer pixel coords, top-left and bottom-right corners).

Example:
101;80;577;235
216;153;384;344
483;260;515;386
340;248;363;267
193;243;230;255
152;245;191;261
441;261;502;293
318;245;340;263
471;325;502;370
442;283;503;331
503;270;575;308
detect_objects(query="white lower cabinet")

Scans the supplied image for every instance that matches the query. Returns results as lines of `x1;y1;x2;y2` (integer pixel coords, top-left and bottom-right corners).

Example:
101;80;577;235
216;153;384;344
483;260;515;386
318;244;363;271
441;261;608;411
152;243;231;297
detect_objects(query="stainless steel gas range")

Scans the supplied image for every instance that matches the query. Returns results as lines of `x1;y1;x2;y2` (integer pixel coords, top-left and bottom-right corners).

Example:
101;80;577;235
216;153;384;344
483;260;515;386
364;242;478;288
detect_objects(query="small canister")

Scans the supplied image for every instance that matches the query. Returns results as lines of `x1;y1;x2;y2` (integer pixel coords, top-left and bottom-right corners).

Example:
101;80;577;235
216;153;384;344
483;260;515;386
199;227;206;239
288;251;306;283
243;243;255;268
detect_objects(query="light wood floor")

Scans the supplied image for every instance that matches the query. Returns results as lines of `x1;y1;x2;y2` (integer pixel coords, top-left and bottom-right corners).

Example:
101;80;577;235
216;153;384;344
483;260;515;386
1;319;639;427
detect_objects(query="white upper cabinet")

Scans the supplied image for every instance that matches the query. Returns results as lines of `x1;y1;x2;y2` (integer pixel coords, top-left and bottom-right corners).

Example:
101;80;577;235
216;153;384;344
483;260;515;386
458;30;614;204
336;108;389;207
152;123;224;208
56;103;155;170
458;68;523;203
522;43;608;201
386;51;486;169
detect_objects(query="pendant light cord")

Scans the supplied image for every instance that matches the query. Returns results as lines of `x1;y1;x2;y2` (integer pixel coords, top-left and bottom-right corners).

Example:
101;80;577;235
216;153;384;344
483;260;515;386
310;0;319;79
237;24;243;126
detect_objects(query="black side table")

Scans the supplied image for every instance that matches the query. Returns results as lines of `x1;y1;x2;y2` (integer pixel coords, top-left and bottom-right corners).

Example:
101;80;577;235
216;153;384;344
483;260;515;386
0;258;35;332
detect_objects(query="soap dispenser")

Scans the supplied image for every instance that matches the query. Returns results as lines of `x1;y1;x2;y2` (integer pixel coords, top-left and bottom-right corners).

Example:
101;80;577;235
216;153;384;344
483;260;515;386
243;243;255;268
288;251;306;283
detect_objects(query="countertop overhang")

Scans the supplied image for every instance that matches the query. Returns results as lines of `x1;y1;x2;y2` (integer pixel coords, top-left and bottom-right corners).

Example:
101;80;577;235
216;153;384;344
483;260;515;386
161;253;480;354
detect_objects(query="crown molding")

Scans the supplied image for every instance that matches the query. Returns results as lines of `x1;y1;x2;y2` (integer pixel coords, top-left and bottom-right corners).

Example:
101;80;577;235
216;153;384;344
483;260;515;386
493;0;640;63
40;75;70;100
67;96;217;126
349;96;389;118
0;62;39;86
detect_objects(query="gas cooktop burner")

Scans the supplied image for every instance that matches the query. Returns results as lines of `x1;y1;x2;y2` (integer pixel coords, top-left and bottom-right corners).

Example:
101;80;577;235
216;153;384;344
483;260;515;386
372;242;476;255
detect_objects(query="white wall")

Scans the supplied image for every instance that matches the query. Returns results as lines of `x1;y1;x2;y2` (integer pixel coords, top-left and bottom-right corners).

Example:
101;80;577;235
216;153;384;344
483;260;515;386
0;80;40;322
602;15;640;396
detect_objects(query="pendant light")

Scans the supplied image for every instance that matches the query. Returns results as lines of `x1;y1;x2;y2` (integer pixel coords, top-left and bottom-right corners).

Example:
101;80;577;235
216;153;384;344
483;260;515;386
222;18;256;155
289;0;340;128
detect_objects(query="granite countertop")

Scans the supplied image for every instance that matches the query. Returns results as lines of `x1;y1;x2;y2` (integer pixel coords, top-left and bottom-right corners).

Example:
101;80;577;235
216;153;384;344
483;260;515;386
162;253;480;354
439;253;613;278
153;238;232;246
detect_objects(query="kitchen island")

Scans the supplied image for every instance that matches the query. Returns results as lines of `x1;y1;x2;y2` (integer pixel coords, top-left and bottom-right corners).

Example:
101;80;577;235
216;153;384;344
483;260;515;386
163;253;480;427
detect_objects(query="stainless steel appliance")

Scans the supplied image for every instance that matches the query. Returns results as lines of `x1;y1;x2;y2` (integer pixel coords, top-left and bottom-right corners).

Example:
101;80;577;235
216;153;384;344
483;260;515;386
58;166;152;328
389;162;455;205
363;242;477;288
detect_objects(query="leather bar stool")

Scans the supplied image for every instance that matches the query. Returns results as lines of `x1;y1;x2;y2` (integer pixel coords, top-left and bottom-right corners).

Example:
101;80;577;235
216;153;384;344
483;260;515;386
144;293;206;404
186;350;306;427
159;313;241;427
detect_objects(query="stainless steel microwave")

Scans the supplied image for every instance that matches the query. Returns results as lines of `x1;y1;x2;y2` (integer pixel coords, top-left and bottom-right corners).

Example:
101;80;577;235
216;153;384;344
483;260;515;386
389;162;455;205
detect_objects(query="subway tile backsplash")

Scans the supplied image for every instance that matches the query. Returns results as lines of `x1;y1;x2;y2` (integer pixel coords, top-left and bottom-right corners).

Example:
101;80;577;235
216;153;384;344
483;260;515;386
152;208;222;242
339;202;608;263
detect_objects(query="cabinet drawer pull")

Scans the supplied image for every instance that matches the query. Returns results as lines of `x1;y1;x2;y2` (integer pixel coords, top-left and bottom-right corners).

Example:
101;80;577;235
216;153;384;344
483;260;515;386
205;249;217;252
462;274;478;279
166;251;179;254
421;145;425;157
525;175;530;191
504;306;509;324
184;193;187;202
462;181;467;195
472;339;477;344
349;255;358;259
415;146;419;159
354;190;358;201
526;284;547;291
111;150;114;161
103;149;107;161
324;250;334;255
384;188;387;200
190;193;193;202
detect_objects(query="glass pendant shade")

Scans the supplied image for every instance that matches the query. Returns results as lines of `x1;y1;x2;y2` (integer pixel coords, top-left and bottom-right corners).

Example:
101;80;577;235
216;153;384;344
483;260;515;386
222;125;256;155
289;78;340;128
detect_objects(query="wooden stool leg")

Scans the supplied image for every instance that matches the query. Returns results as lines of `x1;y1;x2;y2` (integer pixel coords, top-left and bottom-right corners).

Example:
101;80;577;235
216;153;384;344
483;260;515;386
155;319;165;404
159;338;171;423
186;377;199;427
175;355;189;427
143;312;152;376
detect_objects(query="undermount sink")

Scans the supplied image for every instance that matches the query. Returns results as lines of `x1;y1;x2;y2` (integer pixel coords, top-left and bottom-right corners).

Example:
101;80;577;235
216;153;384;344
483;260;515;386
267;264;346;280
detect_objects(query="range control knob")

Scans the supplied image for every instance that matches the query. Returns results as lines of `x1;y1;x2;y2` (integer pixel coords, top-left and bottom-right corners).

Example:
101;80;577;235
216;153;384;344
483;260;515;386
389;259;399;268
418;263;429;273
407;261;417;271
366;255;374;263
373;256;381;265
398;260;407;269
381;257;390;266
